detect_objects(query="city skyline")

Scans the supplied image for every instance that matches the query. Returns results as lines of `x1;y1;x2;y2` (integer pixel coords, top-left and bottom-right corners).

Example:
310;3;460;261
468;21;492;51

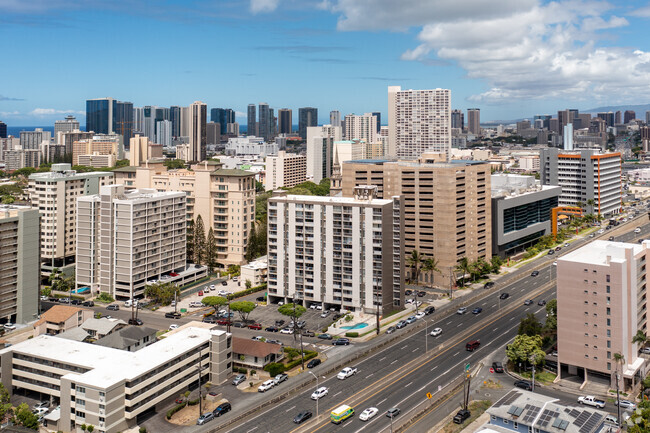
2;0;650;126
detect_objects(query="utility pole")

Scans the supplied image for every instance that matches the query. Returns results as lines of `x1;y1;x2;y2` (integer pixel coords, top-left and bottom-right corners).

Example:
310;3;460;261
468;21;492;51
197;354;202;416
226;294;232;333
449;267;454;300
375;280;380;335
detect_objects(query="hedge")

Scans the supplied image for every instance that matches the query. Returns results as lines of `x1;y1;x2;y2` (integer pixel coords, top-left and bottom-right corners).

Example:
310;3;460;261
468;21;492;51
187;398;199;406
345;332;359;338
166;402;187;419
284;351;318;371
229;283;268;301
263;362;285;377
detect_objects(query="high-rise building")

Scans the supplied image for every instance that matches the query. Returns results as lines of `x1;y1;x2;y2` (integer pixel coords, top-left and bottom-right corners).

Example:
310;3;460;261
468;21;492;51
557;240;649;389
0;205;40;324
210;108;235;135
645;111;650;125
298;107;318;139
387;86;451;160
72;133;123;165
60;130;93;157
641;126;650;152
467;108;481;135
4;150;41;171
180;106;190;137
54;115;79;139
0;121;6;139
188;101;207;162
278;109;292;134
371;112;381;133
156;120;172;147
615;110;622;125
451;109;464;129
129;135;163;167
170;106;181;138
563;123;574;150
86;98;133;145
540;148;621;215
306;125;341;183
28;164;113;269
330;110;341;128
533;114;552;130
267;186;404;312
265;151;306;190
20;128;51;150
344;113;378;143
624;110;636;124
133;107;144;135
77;185;186;299
114;100;133;147
206;122;220;145
247;104;257;136
597;112;615;128
341;159;491;287
258;103;271;141
113;161;255;267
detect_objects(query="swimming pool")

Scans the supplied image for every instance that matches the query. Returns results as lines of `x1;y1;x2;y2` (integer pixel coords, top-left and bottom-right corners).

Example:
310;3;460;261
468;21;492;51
71;287;90;294
341;323;369;330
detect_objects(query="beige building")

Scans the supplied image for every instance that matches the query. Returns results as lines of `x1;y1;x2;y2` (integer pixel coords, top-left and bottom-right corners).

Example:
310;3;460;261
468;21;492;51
129;134;163;167
344;113;377;143
342;159;491;287
77;185;186;300
113;161;255;267
306;125;342;183
240;256;267;288
188;101;207;162
265;151;306;191
72;133;123;166
0;205;40;324
4;149;41;171
77;153;116;168
33;305;94;337
28;164;113;269
557;240;648;390
0;325;232;433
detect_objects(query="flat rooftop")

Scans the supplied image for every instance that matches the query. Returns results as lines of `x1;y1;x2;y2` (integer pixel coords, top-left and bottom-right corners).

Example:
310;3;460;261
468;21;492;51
270;193;393;206
559;240;646;266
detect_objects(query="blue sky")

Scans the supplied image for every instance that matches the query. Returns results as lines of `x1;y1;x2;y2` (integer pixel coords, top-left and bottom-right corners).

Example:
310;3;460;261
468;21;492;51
2;0;650;126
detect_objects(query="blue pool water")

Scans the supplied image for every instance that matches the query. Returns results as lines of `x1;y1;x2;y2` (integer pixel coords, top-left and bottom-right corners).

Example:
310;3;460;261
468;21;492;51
341;323;369;330
72;287;90;294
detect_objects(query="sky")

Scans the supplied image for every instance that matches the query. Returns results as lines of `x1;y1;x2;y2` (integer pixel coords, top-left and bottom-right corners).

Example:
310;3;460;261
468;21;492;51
2;0;650;126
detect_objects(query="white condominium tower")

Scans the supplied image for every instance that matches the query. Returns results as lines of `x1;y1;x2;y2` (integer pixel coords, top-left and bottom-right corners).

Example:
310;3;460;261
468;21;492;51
344;113;378;143
387;86;451;160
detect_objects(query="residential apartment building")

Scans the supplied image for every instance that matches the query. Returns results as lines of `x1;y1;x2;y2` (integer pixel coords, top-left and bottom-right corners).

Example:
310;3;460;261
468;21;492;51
306;125;342;183
467;108;480;135
387;86;451;159
267;186;404;312
72;133;124;166
265;151;307;191
113;161;255;267
76;185;186;299
341;159;491;287
77;153;115;169
188;101;207;162
225;136;278;156
0;326;232;433
344;113;377;143
33;305;94;337
490;174;561;258
540;148;622;216
4;149;41;171
54;115;80;138
0;205;39;324
129;134;163;167
557;240;649;390
28;164;113;269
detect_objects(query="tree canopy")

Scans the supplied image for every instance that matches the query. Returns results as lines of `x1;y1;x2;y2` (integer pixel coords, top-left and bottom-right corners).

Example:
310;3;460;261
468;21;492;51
202;296;227;314
163;159;186;169
278;303;306;319
144;282;179;305
518;313;543;337
506;334;546;370
230;301;256;322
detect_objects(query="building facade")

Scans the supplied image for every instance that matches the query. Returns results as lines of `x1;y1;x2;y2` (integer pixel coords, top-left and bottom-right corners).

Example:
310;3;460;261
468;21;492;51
86;98;133;145
306;125;341;183
387;86;451;160
265;151;307;191
76;185;186;299
298;107;318;139
467;108;480;135
267;186;404;312
344;113;377;143
0;205;39;324
188;101;207;162
72;134;123;166
540;148;622;216
54;116;80;138
278;109;292;134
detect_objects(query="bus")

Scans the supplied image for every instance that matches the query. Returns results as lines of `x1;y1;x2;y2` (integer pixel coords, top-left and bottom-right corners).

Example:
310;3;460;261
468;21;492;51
330;405;354;424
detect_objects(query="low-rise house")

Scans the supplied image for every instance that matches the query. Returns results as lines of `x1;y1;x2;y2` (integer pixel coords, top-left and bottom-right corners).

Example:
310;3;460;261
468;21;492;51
33;306;94;337
240;256;267;288
95;326;157;352
232;336;283;370
80;317;127;339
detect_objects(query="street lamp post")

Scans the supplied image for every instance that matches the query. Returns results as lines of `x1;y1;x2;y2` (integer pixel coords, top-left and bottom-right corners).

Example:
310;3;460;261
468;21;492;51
308;371;319;418
389;412;394;433
375;280;380;336
425;319;430;353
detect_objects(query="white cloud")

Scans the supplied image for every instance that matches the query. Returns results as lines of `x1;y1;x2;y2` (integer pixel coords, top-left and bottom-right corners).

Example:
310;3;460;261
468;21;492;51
630;5;650;18
30;108;84;116
250;0;280;14
326;0;650;104
0;111;20;116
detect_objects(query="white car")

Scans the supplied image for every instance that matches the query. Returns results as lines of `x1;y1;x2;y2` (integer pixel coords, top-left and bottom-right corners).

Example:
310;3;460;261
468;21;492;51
337;367;358;380
359;407;379;421
311;386;328;400
258;380;275;392
3;323;16;330
209;284;216;290
32;407;48;416
430;327;442;337
456;307;467;315
635;228;642;233
598;229;605;234
280;328;293;334
169;324;179;331
217;290;230;296
415;312;425;319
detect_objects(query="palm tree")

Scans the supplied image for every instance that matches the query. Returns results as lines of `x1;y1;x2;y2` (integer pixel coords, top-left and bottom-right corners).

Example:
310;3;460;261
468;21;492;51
406;250;423;286
586;198;595;214
613;352;625;425
421;256;440;291
455;257;471;287
576;200;585;211
632;330;648;349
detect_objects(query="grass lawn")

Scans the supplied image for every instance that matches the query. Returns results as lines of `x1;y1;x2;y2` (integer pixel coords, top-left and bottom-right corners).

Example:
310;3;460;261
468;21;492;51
519;370;557;385
440;400;492;433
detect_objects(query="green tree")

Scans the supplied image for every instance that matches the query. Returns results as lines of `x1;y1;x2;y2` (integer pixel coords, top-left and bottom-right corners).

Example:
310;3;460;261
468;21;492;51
245;279;252;290
406;250;423;285
490;255;504;273
543;299;557;335
14;402;39;430
80;424;88;432
255;180;265;193
421;256;440;290
506;334;546;371
230;301;256;322
633;330;649;349
206;227;216;273
0;383;12;421
163;159;186;169
518;313;543;336
194;215;206;265
278;303;307;346
455;257;471;287
114;159;130;168
87;426;95;433
627;400;650;432
186;219;195;264
144;282;180;305
201;296;227;315
245;227;258;262
256;221;267;258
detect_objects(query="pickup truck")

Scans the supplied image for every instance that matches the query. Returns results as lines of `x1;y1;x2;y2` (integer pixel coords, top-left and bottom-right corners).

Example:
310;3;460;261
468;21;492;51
577;396;606;408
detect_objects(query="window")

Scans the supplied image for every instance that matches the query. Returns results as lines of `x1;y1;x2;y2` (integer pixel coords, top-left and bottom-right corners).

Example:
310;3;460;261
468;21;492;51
607;285;610;293
606;307;611;315
607;340;611;348
606;275;610;282
607;362;611;370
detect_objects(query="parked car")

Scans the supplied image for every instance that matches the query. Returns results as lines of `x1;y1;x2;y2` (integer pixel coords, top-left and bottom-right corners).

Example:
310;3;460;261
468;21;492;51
430;327;442;337
275;319;285;327
265;325;279;332
32;401;50;411
317;333;332;340
615;400;637;410
169;324;179;331
499;293;510;300
405;289;412;296
333;338;350;346
213;402;231;417
233;322;246;328
198;291;204;296
293;410;312;424
424;306;436;315
386;326;396;334
547;250;555;255
217;319;232;326
274;373;289;385
232;374;246;386
405;316;417;324
418;291;426;297
106;304;119;311
415;312;425;319
32;407;48;416
337;367;357;380
128;318;143;326
221;280;228;286
302;330;315;337
457;307;467;315
307;358;321;368
280;327;293;334
386;407;401;418
202;316;217;324
165;311;181;319
320;310;330;318
311;386;329;400
359;407;379;421
453;409;471;424
514;380;533;391
248;323;262;330
197;412;215;425
258;379;275;392
82;301;94;307
396;320;408;329
492;362;504;373
256;296;265;302
472;307;483;315
3;323;16;330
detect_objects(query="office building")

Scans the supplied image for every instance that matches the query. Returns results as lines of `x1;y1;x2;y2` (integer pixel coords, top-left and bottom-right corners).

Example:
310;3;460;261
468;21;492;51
0;121;6;139
341;159;491;287
306;125;341;183
206;122;220;145
129;135;163;167
0;205;39;324
4;150;41;171
563;123;574;150
20;128;51;150
28;164;113;268
265;151;306;190
258;103;271;141
490;174;561;257
467;108;480;135
72;133;123;166
187;101;207;162
77;185;186;299
387;86;451;159
278;109;292;134
330;110;341;128
646;111;650;125
333;140;366;165
210;108;235;135
451;109;464;130
86;98;133;145
156;120;172;147
540;148;622;216
557;240;649;390
267;186;404;312
624;110;636;124
77;153;115;168
534;114;552;130
54;116;80;138
616;110;622;125
642;126;650;152
597;112;615;128
344;113;377;143
113;161;255;267
0;326;232;433
169;106;181;138
133;107;144;135
227;122;239;136
298;107;318;139
247;104;256;136
371;112;381;133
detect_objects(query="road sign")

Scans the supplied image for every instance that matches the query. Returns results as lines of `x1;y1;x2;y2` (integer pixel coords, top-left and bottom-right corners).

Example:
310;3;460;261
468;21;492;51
465;363;470;372
426;392;432;400
489;367;494;373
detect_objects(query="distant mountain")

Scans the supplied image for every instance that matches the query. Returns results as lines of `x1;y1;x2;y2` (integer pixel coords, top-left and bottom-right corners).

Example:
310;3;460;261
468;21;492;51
581;103;650;115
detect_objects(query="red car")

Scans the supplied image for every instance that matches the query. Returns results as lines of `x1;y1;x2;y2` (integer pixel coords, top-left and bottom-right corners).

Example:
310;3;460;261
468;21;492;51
248;323;262;330
198;290;204;296
170;272;179;277
175;398;184;404
217;319;232;326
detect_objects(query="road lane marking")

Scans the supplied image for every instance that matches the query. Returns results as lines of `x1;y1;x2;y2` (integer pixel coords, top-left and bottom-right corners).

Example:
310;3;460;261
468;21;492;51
446;321;452;325
453;351;460;356
412;348;418;353
401;345;408;350
492;328;498;332
246;428;259;433
366;373;374;378
405;381;413;387
492;304;497;308
431;366;438;371
285;405;296;413
457;323;462;327
509;317;515;321
379;356;386;362
391;359;398;365
333;391;342;398
378;398;387;405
